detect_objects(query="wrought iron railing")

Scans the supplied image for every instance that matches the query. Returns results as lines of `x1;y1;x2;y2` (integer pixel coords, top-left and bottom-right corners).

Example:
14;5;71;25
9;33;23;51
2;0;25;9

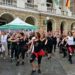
61;10;68;16
25;3;38;11
0;1;74;17
46;2;56;14
0;1;17;7
47;7;56;14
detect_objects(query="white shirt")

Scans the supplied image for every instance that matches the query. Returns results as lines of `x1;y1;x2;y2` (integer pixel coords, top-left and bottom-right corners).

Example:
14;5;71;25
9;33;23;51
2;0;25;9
0;45;5;52
1;35;7;43
67;36;74;45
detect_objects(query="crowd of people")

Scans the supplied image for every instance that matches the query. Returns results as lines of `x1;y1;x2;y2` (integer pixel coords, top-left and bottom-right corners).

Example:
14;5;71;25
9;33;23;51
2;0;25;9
0;30;75;75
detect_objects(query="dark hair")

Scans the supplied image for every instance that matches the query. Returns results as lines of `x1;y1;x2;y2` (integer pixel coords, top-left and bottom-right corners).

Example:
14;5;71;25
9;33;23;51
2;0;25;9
20;32;24;36
36;32;41;39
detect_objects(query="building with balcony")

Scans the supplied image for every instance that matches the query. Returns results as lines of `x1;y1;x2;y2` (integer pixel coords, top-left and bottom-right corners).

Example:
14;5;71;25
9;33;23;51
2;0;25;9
0;0;75;33
70;0;75;15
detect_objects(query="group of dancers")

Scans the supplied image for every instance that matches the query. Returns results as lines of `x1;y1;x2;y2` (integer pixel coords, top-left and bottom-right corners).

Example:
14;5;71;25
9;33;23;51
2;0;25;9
0;30;75;75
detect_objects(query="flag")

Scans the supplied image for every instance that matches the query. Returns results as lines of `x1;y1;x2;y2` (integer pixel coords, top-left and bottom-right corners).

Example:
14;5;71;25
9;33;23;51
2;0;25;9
66;0;70;8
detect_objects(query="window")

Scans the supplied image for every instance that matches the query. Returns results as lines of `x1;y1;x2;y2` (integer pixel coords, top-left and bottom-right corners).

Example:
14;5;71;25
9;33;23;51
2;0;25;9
2;0;16;6
27;0;34;3
3;0;12;4
3;0;6;3
46;0;53;7
27;0;31;3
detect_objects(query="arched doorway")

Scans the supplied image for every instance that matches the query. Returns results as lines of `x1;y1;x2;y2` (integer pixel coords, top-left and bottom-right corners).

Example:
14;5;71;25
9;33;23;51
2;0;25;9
25;16;35;25
47;20;53;32
0;17;7;26
60;22;64;34
71;23;75;30
0;13;14;25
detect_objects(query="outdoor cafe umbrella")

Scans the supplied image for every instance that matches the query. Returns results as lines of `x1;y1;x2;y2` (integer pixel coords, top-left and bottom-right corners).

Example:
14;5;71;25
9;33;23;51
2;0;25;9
0;17;38;30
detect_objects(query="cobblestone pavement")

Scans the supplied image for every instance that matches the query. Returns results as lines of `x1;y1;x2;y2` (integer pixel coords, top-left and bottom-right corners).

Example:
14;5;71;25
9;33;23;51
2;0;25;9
0;48;75;75
55;50;75;75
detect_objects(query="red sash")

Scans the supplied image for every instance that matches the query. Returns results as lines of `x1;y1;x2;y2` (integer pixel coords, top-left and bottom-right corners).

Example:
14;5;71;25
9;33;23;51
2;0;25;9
33;49;45;58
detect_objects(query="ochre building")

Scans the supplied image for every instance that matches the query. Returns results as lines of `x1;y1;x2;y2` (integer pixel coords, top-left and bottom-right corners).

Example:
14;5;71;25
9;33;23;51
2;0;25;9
0;0;75;33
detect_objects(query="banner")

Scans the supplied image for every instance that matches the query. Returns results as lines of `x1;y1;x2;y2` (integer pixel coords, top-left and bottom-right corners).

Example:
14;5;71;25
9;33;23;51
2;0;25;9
66;0;70;8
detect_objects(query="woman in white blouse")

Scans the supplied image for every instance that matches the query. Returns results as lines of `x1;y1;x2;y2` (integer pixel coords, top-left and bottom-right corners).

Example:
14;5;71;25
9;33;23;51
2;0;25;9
1;32;8;58
67;31;74;64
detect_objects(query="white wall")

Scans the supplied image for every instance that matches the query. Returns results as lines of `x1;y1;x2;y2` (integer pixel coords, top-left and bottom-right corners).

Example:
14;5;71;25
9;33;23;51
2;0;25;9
25;0;27;3
34;0;38;5
37;0;47;11
0;0;2;2
17;0;25;8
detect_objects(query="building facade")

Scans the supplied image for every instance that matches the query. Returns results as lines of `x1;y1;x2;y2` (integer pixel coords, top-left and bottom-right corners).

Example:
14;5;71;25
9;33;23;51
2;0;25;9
0;0;75;33
70;0;75;15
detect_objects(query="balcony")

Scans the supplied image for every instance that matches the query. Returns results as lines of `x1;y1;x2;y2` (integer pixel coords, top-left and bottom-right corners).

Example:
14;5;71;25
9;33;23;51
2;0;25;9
25;3;38;11
61;10;68;16
47;7;56;14
0;1;73;17
0;1;17;7
46;2;56;14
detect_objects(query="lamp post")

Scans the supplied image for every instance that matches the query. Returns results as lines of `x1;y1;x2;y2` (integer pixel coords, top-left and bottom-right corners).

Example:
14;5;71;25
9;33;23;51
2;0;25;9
46;17;50;21
45;17;49;34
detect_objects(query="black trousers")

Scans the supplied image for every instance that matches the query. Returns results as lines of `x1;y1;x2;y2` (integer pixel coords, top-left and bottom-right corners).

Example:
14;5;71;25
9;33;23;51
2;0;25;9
30;54;42;64
62;48;67;57
16;48;26;60
46;46;53;53
68;54;72;64
59;44;63;53
53;44;57;52
11;46;17;58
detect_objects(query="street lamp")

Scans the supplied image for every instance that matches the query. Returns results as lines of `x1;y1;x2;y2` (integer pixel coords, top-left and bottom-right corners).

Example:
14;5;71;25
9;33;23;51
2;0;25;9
45;17;49;33
46;17;50;20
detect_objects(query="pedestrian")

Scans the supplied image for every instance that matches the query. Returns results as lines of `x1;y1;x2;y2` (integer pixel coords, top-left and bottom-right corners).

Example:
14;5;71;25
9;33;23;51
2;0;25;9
66;31;74;64
0;41;5;58
52;33;57;52
8;33;17;62
16;32;28;66
61;35;67;58
1;31;8;58
45;31;53;59
58;35;63;53
41;33;46;52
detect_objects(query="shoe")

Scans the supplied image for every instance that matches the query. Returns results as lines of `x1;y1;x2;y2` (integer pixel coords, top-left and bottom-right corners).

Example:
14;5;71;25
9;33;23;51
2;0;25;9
21;62;24;65
70;60;72;64
10;59;13;62
31;70;36;75
16;62;19;66
48;57;51;60
68;59;72;64
63;55;66;58
38;69;41;74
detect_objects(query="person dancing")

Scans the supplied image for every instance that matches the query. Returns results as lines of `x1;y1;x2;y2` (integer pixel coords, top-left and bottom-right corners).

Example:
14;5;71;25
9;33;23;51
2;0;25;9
27;32;45;75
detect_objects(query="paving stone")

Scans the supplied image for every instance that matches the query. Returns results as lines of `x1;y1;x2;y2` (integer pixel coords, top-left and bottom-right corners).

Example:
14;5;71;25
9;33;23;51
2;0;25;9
0;50;68;75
